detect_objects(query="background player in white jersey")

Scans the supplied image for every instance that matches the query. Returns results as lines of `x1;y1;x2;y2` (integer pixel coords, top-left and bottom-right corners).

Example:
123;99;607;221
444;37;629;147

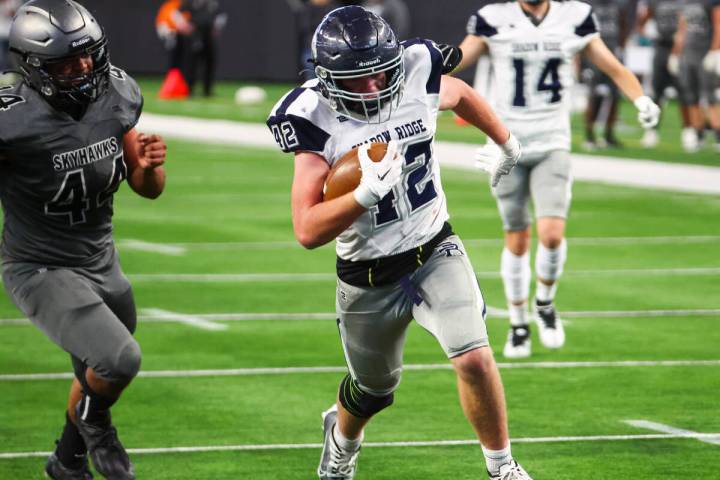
457;0;660;358
267;6;532;480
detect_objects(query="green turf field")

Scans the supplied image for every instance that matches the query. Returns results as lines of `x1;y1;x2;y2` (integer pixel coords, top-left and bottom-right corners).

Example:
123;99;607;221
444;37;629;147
137;77;719;167
0;138;718;479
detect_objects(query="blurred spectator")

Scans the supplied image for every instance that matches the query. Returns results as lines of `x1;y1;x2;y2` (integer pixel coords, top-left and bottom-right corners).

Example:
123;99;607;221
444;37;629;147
156;0;193;71
583;0;633;149
636;0;690;148
180;0;227;97
0;0;21;71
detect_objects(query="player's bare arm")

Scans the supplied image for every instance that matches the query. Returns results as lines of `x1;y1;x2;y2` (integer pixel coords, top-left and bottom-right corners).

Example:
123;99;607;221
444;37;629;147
711;6;720;50
456;35;487;72
583;36;660;129
583;37;643;101
291;151;367;249
439;75;509;144
123;128;167;199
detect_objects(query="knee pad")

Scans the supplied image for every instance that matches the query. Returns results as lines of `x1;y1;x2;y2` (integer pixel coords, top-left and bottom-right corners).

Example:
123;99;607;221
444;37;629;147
535;239;567;281
500;248;530;303
338;374;394;419
105;339;142;383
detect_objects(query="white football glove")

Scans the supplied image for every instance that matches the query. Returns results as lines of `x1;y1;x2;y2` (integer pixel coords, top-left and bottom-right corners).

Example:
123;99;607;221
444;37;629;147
633;96;661;129
475;133;522;187
667;54;680;76
702;49;720;75
353;140;404;208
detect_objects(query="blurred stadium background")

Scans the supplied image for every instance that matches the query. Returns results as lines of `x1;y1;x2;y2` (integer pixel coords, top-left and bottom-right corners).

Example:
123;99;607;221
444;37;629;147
0;1;718;479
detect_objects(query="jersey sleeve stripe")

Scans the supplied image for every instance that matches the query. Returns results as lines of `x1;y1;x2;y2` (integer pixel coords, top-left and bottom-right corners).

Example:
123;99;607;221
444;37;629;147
402;38;443;94
466;12;498;37
274;87;306;116
575;9;599;37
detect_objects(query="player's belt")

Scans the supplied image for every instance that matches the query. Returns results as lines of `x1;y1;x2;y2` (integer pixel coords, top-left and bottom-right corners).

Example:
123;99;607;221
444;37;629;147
336;222;454;288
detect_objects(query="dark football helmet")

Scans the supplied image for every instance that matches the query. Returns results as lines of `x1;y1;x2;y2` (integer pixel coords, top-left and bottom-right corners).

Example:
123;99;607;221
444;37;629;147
8;0;110;106
311;6;404;123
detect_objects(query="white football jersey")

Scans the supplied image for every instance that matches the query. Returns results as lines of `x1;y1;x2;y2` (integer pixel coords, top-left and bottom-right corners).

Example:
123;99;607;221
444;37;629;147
267;40;449;261
467;1;599;158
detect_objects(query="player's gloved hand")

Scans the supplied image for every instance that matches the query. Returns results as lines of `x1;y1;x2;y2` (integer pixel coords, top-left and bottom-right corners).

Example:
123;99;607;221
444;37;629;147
354;140;403;208
702;49;720;75
633;96;661;129
475;133;522;187
667;54;680;76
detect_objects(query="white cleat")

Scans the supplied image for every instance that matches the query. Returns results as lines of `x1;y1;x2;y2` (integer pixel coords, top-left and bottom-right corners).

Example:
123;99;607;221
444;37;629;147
488;460;533;480
534;300;565;349
317;405;360;480
641;129;659;148
681;128;700;153
503;326;531;359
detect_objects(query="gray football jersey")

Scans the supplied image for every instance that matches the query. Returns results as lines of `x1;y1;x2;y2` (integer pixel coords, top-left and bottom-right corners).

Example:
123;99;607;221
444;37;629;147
591;0;629;50
681;0;719;51
647;0;681;43
0;66;142;266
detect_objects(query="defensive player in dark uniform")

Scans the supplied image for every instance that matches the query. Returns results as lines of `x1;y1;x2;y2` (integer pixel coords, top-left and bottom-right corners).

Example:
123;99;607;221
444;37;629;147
636;0;690;148
2;1;167;479
583;0;632;149
671;0;720;151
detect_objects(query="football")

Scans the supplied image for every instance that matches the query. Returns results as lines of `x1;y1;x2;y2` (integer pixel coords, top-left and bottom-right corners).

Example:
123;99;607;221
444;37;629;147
323;142;388;201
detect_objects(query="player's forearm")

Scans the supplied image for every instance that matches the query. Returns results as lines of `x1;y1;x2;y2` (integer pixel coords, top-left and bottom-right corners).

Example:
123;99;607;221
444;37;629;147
293;194;366;249
129;167;166;199
452;82;510;145
610;65;645;102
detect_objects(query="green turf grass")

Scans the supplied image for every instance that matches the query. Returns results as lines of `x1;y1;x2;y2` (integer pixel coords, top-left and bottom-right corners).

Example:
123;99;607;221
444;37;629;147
137;77;720;167
0;140;718;479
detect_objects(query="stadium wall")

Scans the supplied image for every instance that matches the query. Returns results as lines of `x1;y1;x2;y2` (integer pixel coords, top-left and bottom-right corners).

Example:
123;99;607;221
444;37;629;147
85;0;501;82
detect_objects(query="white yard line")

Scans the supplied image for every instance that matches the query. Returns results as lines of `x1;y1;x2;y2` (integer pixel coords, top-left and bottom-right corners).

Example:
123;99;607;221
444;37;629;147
119;267;720;283
624;420;720;446
1;308;717;327
140;309;228;331
112;235;720;251
137;113;720;195
116;239;187;256
1;360;718;382
2;431;719;459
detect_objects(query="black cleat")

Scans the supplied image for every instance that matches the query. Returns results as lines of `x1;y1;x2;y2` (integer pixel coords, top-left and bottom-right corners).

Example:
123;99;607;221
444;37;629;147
74;404;135;480
45;453;93;480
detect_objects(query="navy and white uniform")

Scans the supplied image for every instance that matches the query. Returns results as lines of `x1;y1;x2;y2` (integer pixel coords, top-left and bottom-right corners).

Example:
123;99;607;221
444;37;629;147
466;1;599;230
268;40;489;395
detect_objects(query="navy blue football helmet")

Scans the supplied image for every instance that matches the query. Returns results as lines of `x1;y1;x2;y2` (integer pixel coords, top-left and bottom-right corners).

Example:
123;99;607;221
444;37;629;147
311;6;404;123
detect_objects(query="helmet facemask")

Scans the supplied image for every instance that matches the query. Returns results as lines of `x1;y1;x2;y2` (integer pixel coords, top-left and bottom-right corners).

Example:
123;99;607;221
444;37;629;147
22;36;111;106
315;48;404;124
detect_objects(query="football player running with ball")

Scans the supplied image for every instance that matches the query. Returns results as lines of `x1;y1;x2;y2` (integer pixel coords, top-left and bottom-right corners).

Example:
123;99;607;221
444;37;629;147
1;1;166;479
268;6;531;480
457;0;661;359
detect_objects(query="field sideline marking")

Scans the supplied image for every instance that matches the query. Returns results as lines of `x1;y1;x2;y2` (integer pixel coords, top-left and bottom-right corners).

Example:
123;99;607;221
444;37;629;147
114;235;720;251
2;431;719;459
141;309;228;331
1;308;718;327
116;239;187;256
1;360;718;382
625;420;720;446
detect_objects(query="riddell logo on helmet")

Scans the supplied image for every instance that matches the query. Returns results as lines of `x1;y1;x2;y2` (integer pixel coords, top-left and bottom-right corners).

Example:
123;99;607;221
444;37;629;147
71;36;92;48
358;58;381;67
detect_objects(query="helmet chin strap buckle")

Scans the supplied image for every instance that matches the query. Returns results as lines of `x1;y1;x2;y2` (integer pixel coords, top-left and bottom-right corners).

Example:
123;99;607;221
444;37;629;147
41;84;54;97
